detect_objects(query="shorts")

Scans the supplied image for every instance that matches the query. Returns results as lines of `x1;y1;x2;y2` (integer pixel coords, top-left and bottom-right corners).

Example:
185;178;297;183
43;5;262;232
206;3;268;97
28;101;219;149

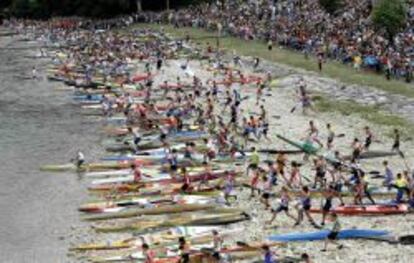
170;164;178;171
323;200;332;212
248;163;258;170
272;205;288;213
328;231;338;240
77;160;84;167
303;204;311;211
262;192;270;199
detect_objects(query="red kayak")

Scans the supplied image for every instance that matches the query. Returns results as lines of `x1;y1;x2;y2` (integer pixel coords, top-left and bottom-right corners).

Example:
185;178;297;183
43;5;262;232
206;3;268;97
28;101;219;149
132;73;153;82
310;204;409;216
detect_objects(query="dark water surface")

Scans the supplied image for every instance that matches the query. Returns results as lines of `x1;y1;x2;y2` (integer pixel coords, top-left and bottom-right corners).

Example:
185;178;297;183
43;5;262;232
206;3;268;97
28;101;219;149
0;28;100;262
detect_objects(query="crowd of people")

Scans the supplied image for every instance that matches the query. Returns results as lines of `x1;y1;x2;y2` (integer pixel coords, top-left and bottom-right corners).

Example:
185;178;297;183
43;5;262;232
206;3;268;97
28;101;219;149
139;0;414;82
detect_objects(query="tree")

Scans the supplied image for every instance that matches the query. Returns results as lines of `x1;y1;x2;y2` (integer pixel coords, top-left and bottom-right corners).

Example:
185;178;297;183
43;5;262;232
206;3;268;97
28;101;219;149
319;0;343;15
372;0;407;40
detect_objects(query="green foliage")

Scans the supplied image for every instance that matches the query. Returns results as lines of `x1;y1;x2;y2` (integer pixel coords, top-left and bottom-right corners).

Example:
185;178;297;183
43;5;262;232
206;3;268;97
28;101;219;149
319;0;343;14
372;0;407;38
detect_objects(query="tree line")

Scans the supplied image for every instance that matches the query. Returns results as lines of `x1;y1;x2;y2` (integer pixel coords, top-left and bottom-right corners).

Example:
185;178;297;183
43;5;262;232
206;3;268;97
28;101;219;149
0;0;202;19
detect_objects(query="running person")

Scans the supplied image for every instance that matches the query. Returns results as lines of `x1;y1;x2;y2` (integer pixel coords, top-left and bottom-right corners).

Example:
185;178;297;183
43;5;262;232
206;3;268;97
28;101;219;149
294;186;319;228
267;186;297;225
322;213;343;252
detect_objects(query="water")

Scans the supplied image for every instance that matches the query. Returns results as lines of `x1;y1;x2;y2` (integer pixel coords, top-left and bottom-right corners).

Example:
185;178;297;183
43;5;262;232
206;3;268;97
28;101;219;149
0;28;101;262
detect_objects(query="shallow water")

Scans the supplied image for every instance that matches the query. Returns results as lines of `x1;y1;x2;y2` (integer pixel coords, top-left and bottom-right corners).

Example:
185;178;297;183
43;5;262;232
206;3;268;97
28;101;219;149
0;28;101;262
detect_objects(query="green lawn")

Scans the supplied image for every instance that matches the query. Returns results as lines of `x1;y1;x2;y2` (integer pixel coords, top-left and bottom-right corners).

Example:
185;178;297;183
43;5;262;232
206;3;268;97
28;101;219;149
134;23;414;98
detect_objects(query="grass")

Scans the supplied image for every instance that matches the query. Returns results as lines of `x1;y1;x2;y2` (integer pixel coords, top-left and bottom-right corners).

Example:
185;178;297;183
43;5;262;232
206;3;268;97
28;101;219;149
313;95;414;136
133;23;414;98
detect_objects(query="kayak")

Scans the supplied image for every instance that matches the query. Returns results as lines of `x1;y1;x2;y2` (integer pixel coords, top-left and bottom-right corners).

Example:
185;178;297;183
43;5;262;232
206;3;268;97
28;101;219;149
87;170;239;192
276;134;320;154
93;212;249;232
83;203;220;221
79;195;216;213
71;226;237;251
40;159;154;172
310;203;410;216
268;229;389;242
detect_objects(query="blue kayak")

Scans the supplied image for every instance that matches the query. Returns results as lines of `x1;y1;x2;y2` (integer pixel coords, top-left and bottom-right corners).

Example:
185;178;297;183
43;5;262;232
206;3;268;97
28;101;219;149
73;94;102;101
268;229;389;242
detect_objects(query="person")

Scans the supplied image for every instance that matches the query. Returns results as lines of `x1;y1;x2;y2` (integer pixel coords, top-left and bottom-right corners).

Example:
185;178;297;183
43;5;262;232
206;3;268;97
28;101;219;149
392;128;401;152
180;167;192;193
198;161;212;190
301;253;311;263
383;160;394;189
267;39;273;51
178;237;190;263
326;123;335;149
322;213;343;252
32;66;38;79
262;245;277;263
307;120;323;148
320;185;343;226
267;187;297;225
394;173;409;203
260;174;273;210
351;138;362;162
317;52;324;72
288;161;302;188
75;151;84;169
295;186;319;228
223;171;236;204
353;172;376;205
247;147;260;176
142;243;155;263
249;166;260;198
127;127;141;151
212;230;223;252
363;126;374;150
313;157;327;189
167;148;179;177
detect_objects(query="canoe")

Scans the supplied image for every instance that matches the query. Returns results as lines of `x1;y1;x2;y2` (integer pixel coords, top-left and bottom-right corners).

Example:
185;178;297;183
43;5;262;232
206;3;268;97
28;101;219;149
268;229;389;242
310;203;409;216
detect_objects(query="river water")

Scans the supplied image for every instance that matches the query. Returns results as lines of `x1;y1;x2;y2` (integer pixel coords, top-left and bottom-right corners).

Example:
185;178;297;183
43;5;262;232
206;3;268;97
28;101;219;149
0;28;101;262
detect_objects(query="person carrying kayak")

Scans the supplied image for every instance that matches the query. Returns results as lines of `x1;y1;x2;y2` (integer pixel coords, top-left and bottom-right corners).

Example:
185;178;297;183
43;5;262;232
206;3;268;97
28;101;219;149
167;148;179;178
141;243;155;263
294;186;319;228
74;151;85;169
363;126;374;150
223;171;236;204
320;184;344;226
267;186;297;226
247;147;260;176
393;173;409;203
288;161;302;188
178;237;191;263
180;167;192;193
326;123;335;149
321;213;343;252
262;245;277;263
301;253;312;263
198;161;212;190
391;128;401;152
383;160;394;190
